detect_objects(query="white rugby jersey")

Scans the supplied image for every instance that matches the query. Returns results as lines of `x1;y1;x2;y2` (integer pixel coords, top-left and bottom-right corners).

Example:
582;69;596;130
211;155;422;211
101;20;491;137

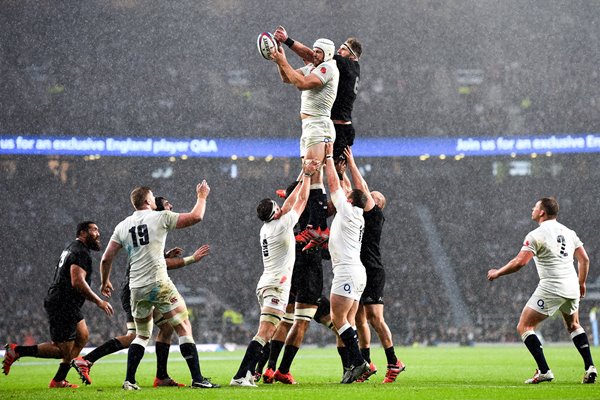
256;210;299;290
299;60;339;118
110;209;179;288
521;219;583;299
329;188;364;269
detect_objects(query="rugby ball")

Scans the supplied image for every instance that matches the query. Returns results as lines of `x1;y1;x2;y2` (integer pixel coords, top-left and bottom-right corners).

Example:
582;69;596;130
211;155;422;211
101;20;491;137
257;32;278;60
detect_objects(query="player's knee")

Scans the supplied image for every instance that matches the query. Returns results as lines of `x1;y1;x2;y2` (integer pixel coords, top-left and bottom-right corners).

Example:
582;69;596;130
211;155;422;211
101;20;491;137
135;319;153;338
282;312;295;325
260;312;282;326
126;322;136;336
295;307;317;322
166;309;189;328
132;336;150;348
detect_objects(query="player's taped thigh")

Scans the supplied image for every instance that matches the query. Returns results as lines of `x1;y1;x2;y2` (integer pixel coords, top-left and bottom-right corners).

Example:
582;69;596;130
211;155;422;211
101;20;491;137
132;336;150;348
126;322;136;335
134;318;152;338
260;312;282;326
282;312;295;324
166;309;189;327
295;307;318;322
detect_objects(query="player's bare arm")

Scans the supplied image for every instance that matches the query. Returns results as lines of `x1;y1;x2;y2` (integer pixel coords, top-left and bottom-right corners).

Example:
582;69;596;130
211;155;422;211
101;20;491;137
165;247;184;258
324;142;340;194
291;169;313;216
100;239;122;297
176;180;210;228
166;244;211;270
70;264;114;316
274;26;314;64
272;46;323;91
344;146;375;210
574;245;590;298
487;250;534;281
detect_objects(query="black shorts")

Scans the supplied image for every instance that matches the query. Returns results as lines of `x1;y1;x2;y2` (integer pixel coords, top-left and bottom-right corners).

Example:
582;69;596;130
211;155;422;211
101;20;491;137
44;302;84;343
313;296;331;323
333;124;356;159
120;283;134;323
289;252;323;306
360;268;385;305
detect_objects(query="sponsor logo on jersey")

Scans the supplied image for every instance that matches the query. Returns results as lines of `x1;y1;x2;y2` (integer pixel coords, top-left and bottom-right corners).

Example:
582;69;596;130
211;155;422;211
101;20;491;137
169;296;178;304
320;66;327;74
270;298;280;305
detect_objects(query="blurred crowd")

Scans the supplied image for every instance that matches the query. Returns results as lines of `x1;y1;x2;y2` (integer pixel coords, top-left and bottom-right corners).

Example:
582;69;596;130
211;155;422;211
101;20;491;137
2;0;600;348
2;1;600;139
1;154;599;348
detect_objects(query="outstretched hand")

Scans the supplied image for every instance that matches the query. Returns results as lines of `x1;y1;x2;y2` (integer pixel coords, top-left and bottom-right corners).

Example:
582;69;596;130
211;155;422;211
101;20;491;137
487;269;499;281
273;26;288;42
196;180;210;199
192;244;211;263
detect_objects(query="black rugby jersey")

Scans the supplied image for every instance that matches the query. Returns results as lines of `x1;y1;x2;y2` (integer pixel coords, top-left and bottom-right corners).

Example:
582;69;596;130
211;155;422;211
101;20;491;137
360;205;384;270
45;239;93;309
331;54;360;121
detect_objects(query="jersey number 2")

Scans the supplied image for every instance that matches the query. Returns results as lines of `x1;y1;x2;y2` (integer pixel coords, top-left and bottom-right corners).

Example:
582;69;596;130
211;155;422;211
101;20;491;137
129;224;150;247
557;235;568;257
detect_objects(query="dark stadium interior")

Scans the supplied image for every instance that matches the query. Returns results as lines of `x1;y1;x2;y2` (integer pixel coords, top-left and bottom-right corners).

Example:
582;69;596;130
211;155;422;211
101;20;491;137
2;1;600;347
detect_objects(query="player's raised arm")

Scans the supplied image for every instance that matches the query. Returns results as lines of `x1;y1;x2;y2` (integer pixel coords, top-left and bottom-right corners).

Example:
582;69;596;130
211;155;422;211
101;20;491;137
324;142;340;194
176;180;210;228
272;46;324;91
274;26;314;64
344;146;375;210
166;244;211;270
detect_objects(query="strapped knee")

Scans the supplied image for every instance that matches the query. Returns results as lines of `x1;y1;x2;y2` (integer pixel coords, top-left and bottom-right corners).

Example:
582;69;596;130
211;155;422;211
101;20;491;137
126;322;136;335
295;307;317;322
166;310;189;327
260;312;282;326
282;312;295;324
134;319;152;338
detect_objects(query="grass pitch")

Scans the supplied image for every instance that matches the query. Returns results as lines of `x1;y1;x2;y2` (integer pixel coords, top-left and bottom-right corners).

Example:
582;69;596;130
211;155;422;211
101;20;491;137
1;344;598;400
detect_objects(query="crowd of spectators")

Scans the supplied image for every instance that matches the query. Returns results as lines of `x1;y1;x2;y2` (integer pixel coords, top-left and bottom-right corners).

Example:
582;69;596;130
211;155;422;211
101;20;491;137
2;1;600;349
2;1;600;139
2;154;599;348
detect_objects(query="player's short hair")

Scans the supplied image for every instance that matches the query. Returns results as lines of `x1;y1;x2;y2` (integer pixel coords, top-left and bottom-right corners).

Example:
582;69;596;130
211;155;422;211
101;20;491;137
344;37;362;59
257;198;277;221
349;189;368;209
155;196;166;211
371;191;387;210
539;197;559;218
130;186;152;210
76;221;96;237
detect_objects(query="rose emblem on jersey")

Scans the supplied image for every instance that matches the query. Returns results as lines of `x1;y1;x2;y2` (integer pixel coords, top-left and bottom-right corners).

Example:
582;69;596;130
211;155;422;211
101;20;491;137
320;67;327;74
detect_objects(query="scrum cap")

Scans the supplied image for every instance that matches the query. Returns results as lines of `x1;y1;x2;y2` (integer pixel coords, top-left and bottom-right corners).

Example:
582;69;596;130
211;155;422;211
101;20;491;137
313;38;335;62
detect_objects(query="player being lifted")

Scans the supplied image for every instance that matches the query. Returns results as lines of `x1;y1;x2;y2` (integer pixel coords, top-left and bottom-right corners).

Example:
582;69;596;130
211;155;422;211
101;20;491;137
274;26;362;252
270;31;339;254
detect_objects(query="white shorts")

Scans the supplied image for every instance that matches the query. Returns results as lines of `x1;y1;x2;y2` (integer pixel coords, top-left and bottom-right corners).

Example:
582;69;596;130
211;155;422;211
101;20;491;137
525;287;579;316
256;285;289;313
300;117;336;157
330;265;366;301
130;279;186;320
